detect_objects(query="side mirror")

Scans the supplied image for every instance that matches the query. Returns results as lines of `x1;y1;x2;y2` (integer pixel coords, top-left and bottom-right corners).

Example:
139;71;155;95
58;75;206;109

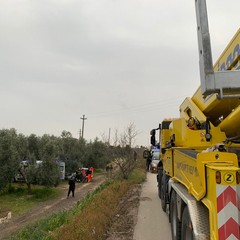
150;129;156;146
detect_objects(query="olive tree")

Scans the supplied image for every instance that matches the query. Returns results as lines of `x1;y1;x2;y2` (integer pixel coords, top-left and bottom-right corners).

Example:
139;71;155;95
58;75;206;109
36;134;60;187
59;131;85;174
0;129;20;191
85;138;108;168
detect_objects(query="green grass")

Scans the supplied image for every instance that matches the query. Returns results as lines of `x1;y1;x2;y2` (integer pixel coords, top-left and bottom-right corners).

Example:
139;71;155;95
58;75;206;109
10;211;68;240
0;184;61;216
92;168;104;174
129;167;146;184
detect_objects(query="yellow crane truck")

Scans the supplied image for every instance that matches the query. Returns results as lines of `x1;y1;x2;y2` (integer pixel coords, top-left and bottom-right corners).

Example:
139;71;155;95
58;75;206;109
152;1;240;239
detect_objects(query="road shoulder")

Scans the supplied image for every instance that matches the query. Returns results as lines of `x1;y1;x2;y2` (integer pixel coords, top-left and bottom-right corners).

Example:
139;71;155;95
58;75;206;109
133;172;171;240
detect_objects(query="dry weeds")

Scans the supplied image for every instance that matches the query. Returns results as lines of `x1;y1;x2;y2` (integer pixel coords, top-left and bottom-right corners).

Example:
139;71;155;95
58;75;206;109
53;181;130;240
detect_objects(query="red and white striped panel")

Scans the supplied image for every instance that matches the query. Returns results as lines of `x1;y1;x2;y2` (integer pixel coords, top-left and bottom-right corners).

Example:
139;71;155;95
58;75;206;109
217;185;240;240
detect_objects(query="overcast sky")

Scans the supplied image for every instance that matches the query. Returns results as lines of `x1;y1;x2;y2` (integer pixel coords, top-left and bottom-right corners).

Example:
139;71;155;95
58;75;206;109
0;0;239;146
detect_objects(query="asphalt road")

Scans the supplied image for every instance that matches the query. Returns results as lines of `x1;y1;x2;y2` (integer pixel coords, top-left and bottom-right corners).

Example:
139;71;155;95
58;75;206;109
133;172;172;240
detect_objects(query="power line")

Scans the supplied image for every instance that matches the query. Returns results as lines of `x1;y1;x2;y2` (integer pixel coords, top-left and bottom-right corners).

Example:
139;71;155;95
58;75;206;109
87;96;185;119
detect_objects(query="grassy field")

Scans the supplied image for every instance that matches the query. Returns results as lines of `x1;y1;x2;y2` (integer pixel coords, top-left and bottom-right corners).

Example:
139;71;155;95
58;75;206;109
10;160;146;240
0;183;61;218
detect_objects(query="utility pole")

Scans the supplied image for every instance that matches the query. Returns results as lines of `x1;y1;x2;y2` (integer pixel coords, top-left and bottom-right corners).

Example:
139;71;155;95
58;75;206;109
79;129;82;140
108;128;111;145
80;114;87;139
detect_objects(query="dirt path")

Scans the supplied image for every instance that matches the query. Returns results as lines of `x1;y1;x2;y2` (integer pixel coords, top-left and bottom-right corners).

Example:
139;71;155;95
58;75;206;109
0;174;106;240
104;184;142;240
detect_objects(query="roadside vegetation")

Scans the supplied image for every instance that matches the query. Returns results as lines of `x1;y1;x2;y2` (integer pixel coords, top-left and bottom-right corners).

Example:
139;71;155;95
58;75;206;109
0;122;141;193
0;184;61;218
9;160;146;240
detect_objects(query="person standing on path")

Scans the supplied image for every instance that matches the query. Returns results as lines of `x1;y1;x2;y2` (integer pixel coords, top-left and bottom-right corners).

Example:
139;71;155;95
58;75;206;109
67;176;75;198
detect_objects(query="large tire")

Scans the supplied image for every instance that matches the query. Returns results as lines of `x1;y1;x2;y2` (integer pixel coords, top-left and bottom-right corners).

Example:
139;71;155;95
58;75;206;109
157;166;163;199
181;206;194;240
170;190;181;240
161;171;168;212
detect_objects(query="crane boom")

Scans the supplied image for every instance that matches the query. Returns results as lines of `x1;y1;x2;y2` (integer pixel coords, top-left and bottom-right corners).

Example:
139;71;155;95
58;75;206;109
195;0;240;99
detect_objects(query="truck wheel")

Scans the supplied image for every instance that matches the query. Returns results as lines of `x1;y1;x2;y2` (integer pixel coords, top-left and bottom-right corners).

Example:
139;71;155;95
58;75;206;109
161;171;168;212
181;206;193;240
170;190;181;240
157;166;163;199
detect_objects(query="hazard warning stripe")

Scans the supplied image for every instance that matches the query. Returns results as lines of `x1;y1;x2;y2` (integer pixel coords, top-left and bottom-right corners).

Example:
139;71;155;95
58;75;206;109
217;202;239;227
217;186;240;212
218;218;239;240
217;185;240;240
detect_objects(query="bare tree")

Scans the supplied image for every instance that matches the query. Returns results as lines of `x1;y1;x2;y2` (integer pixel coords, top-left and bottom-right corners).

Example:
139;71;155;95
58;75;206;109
107;123;139;179
123;122;138;148
100;132;109;145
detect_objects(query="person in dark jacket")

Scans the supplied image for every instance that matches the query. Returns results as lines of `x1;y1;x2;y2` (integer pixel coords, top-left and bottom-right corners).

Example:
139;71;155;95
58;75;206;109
67;176;75;198
146;150;152;171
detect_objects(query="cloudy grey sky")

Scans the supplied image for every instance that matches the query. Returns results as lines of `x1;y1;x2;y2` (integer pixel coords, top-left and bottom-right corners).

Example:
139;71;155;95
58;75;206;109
0;0;239;146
